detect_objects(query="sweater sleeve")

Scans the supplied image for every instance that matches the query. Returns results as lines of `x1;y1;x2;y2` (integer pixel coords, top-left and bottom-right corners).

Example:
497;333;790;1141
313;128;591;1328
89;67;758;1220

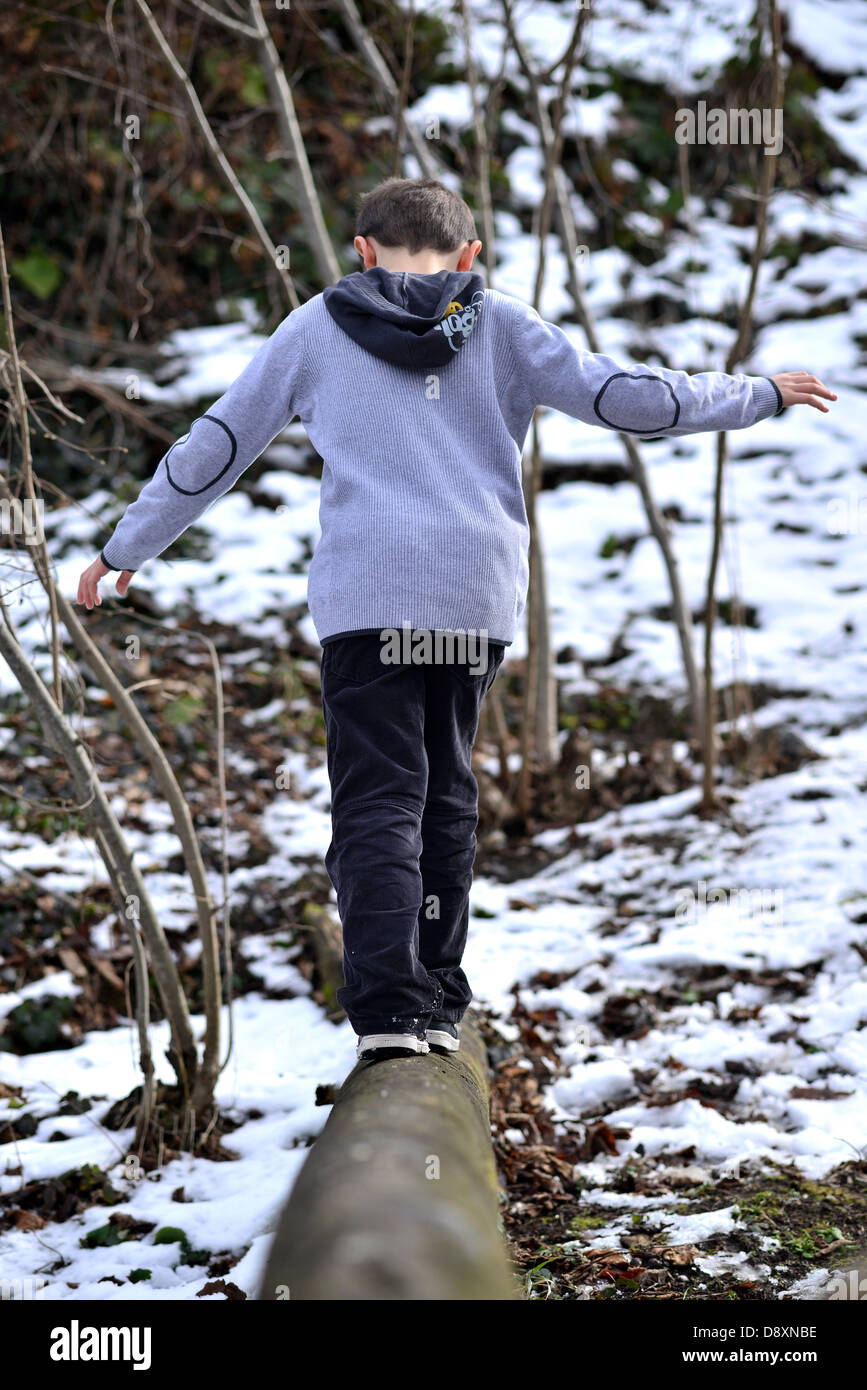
507;301;783;437
100;309;306;572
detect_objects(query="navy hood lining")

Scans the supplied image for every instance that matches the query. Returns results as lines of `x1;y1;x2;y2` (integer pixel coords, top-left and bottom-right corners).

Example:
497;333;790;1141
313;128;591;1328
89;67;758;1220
322;266;486;369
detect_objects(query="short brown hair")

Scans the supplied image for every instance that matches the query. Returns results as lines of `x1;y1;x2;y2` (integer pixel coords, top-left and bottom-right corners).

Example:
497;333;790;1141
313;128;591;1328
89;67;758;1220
355;178;477;255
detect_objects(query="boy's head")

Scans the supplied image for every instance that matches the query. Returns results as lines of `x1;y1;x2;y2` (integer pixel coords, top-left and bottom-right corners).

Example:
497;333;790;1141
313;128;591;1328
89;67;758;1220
353;177;482;274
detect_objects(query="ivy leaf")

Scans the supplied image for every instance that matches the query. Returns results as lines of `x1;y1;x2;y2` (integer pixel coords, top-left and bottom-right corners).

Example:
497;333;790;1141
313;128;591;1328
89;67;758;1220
239;61;267;108
81;1222;124;1248
11;249;62;300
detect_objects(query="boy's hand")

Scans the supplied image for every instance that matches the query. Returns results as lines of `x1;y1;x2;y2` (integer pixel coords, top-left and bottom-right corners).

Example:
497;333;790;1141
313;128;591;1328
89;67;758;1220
76;556;134;610
771;371;837;413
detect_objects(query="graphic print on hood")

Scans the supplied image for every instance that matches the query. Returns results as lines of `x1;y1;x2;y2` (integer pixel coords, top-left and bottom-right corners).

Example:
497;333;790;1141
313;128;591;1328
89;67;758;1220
322;266;485;369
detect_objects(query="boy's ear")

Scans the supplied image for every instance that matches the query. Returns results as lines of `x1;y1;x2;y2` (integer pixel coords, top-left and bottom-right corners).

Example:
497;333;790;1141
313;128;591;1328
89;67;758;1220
354;235;377;268
457;240;483;271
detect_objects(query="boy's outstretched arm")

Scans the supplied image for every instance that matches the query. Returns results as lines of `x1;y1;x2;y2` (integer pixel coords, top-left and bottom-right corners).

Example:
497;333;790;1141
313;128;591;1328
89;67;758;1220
77;310;306;609
507;302;835;437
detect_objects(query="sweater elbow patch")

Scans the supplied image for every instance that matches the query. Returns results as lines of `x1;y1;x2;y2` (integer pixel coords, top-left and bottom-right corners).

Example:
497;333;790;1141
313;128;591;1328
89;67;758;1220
164;414;238;496
592;372;681;432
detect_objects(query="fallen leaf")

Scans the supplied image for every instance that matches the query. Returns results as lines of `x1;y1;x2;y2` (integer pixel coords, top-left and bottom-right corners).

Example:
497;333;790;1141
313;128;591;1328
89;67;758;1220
13;1209;45;1231
92;958;126;992
58;948;88;979
196;1279;246;1300
660;1244;701;1266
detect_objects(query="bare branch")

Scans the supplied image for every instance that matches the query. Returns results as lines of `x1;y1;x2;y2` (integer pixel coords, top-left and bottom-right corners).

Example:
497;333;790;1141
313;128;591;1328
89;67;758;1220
702;0;784;810
458;0;496;284
131;0;300;310
392;0;415;178
0;595;198;1094
52;592;225;1109
0;227;62;705
247;0;342;285
187;0;258;38
335;0;441;179
29;358;177;444
0;220;222;1117
502;0;704;736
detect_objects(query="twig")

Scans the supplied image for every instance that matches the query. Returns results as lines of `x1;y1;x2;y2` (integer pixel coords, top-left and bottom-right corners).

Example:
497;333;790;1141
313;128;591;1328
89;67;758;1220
188;0;258;38
701;0;783;810
459;0;496;285
246;0;341;285
28;360;177;444
392;0;415;179
502;0;704;737
185;626;232;1083
0;225;200;1103
0;228;63;708
51;592;224;1111
335;0;441;179
129;0;300;309
0;596;198;1094
122;934;155;1145
0;856;79;909
12;359;86;423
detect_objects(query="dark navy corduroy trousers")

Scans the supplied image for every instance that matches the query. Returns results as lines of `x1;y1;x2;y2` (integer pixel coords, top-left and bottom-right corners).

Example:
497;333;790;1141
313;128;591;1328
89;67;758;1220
319;632;505;1035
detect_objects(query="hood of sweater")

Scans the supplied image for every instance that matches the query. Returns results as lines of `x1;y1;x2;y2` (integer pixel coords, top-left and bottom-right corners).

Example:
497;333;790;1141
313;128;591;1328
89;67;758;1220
322;266;486;369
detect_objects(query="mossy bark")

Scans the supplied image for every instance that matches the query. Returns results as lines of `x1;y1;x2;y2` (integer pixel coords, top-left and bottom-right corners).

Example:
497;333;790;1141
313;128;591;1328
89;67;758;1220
260;1011;516;1300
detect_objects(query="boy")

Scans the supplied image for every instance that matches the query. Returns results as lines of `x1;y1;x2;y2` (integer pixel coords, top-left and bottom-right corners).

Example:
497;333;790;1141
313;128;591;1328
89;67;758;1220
77;177;835;1060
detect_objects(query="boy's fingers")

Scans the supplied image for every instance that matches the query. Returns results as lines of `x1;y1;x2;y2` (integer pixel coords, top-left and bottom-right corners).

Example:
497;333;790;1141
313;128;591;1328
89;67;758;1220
76;565;102;609
75;558;135;608
800;377;830;392
801;376;836;399
814;377;834;396
775;372;837;408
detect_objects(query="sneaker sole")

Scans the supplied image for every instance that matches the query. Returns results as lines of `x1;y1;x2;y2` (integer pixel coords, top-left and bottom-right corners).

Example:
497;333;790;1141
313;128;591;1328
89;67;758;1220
426;1028;461;1053
357;1033;430;1059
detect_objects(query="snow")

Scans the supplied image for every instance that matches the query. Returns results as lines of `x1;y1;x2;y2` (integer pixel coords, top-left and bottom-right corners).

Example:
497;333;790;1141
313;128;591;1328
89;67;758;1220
784;0;867;76
3;0;867;1299
550;1058;637;1114
0;996;354;1298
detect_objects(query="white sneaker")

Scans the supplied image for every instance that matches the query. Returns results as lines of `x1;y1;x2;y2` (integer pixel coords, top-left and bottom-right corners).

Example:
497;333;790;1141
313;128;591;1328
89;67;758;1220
426;1022;461;1053
356;1032;430;1060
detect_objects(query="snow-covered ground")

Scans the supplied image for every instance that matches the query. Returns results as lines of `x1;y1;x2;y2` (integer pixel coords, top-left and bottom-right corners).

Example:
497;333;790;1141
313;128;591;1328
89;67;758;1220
2;0;866;1299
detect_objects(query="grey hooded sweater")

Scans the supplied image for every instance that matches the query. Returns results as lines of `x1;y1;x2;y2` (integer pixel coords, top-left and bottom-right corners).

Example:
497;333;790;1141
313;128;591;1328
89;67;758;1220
100;270;783;645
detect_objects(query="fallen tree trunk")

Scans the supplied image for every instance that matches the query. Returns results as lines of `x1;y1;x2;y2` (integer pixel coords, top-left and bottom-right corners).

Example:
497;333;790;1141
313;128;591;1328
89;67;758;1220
260;1011;516;1300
